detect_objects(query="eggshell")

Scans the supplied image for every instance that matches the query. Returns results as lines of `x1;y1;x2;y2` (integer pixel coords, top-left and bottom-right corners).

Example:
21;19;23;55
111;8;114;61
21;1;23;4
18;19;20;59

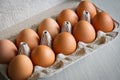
73;20;96;43
31;45;55;67
57;9;78;27
53;32;76;55
38;18;60;39
8;55;33;80
76;1;97;19
92;12;114;32
0;39;17;64
16;28;40;51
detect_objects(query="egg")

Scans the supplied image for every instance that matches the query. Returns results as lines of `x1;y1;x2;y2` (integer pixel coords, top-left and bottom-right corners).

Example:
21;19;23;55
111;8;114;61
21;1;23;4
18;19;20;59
53;32;76;55
31;45;55;67
16;28;40;51
8;55;33;80
76;1;97;19
0;39;17;64
92;12;114;32
38;18;60;39
73;20;96;43
57;9;78;27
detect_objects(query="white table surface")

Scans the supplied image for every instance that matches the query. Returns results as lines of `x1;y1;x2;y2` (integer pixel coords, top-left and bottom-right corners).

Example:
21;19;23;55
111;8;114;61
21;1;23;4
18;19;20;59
0;0;120;80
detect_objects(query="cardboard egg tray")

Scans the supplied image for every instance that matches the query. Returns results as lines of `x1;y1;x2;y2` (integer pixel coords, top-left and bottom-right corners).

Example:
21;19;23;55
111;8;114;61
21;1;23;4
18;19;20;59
0;0;119;80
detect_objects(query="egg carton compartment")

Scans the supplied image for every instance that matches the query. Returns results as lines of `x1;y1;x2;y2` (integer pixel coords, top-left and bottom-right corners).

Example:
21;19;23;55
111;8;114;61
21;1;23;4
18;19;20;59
0;0;120;80
29;27;119;80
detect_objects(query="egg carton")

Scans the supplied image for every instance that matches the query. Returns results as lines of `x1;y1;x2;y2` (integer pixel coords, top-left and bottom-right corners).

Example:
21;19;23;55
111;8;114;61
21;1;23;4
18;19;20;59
29;26;119;80
0;0;119;80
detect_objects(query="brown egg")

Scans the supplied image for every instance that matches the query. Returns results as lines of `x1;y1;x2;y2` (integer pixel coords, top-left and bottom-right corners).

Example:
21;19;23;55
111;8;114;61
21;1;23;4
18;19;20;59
8;55;33;80
76;1;97;19
73;20;96;43
53;32;76;55
16;28;40;51
0;39;17;64
31;45;55;67
92;12;114;32
38;18;60;39
57;9;79;27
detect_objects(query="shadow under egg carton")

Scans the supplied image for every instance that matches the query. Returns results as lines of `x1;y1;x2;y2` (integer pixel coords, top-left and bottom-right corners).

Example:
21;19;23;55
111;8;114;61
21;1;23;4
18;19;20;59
29;6;119;79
